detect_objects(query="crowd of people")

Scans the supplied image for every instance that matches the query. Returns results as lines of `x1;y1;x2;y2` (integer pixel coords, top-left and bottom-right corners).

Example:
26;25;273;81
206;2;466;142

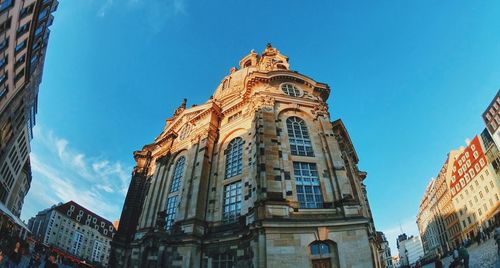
0;223;58;268
0;222;64;268
429;225;500;268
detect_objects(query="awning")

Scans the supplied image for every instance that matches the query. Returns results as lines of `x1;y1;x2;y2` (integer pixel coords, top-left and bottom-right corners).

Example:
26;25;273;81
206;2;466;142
0;202;29;231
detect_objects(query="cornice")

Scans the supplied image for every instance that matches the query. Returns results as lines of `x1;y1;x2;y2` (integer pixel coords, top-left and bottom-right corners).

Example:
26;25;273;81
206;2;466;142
242;70;330;102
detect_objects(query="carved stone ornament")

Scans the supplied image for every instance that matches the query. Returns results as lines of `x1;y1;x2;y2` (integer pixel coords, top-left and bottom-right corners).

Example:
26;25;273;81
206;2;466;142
173;98;187;118
312;103;329;118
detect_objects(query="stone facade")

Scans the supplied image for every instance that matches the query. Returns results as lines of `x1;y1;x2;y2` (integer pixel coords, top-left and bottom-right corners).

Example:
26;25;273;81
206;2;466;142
111;44;379;268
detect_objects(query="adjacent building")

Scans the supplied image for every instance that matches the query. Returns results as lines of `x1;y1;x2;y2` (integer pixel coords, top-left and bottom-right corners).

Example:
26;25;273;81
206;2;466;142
482;90;500;148
28;201;116;267
417;180;443;255
397;234;424;267
376;231;393;268
417;90;500;256
417;150;463;257
0;0;58;224
447;135;500;241
110;44;381;267
417;132;500;255
436;151;464;249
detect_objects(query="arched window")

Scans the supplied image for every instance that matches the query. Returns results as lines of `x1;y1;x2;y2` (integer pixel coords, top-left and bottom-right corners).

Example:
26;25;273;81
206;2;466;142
225;137;243;179
310;241;330;255
222;78;230;90
170;156;185;193
309;241;340;268
281;83;301;97
286;117;314;156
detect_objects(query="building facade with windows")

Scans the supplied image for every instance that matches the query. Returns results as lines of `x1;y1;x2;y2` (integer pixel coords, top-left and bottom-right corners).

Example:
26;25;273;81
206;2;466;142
446;135;500;242
417;131;500;257
0;0;57;222
375;232;393;268
482;90;500;149
28;201;116;267
397;235;424;267
416;151;463;257
110;44;380;268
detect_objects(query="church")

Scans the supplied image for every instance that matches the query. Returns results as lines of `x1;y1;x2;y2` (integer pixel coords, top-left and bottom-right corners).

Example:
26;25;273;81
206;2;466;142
110;44;381;268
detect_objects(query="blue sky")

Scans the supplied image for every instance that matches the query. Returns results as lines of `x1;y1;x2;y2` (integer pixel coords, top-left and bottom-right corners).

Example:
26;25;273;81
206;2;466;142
20;0;500;254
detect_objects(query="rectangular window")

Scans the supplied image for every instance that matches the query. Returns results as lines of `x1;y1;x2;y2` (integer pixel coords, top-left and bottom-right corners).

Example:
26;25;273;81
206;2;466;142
0;0;13;13
0;56;6;68
0;38;8;52
0;17;10;34
35;25;43;37
211;253;235;268
294;162;323;208
0;86;7;99
14;68;24;83
165;196;177;230
19;5;34;19
16;22;30;37
38;8;48;21
15;40;26;53
223;181;241;224
14;55;24;69
0;72;7;85
71;231;83;256
92;240;103;262
30;54;38;66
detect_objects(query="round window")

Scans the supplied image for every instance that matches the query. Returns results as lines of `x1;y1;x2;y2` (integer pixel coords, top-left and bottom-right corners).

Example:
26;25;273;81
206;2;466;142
281;83;301;97
179;124;192;140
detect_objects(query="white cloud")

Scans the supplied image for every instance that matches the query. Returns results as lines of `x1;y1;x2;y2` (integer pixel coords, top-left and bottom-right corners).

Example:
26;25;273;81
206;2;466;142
96;184;114;193
98;0;114;17
55;138;68;159
21;126;132;222
30;153;118;217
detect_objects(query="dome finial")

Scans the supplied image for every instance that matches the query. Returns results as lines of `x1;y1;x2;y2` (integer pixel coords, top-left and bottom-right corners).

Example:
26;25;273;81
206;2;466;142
266;42;272;48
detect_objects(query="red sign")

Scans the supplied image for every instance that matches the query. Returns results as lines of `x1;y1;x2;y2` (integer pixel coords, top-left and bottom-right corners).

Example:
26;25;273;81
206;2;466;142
450;136;487;197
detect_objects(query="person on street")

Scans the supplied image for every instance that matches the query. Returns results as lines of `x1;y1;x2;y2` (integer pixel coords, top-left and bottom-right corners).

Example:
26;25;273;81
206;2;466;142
452;246;459;260
29;253;41;268
7;241;21;268
495;227;500;256
435;254;443;268
458;245;469;268
44;253;58;268
0;250;5;267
